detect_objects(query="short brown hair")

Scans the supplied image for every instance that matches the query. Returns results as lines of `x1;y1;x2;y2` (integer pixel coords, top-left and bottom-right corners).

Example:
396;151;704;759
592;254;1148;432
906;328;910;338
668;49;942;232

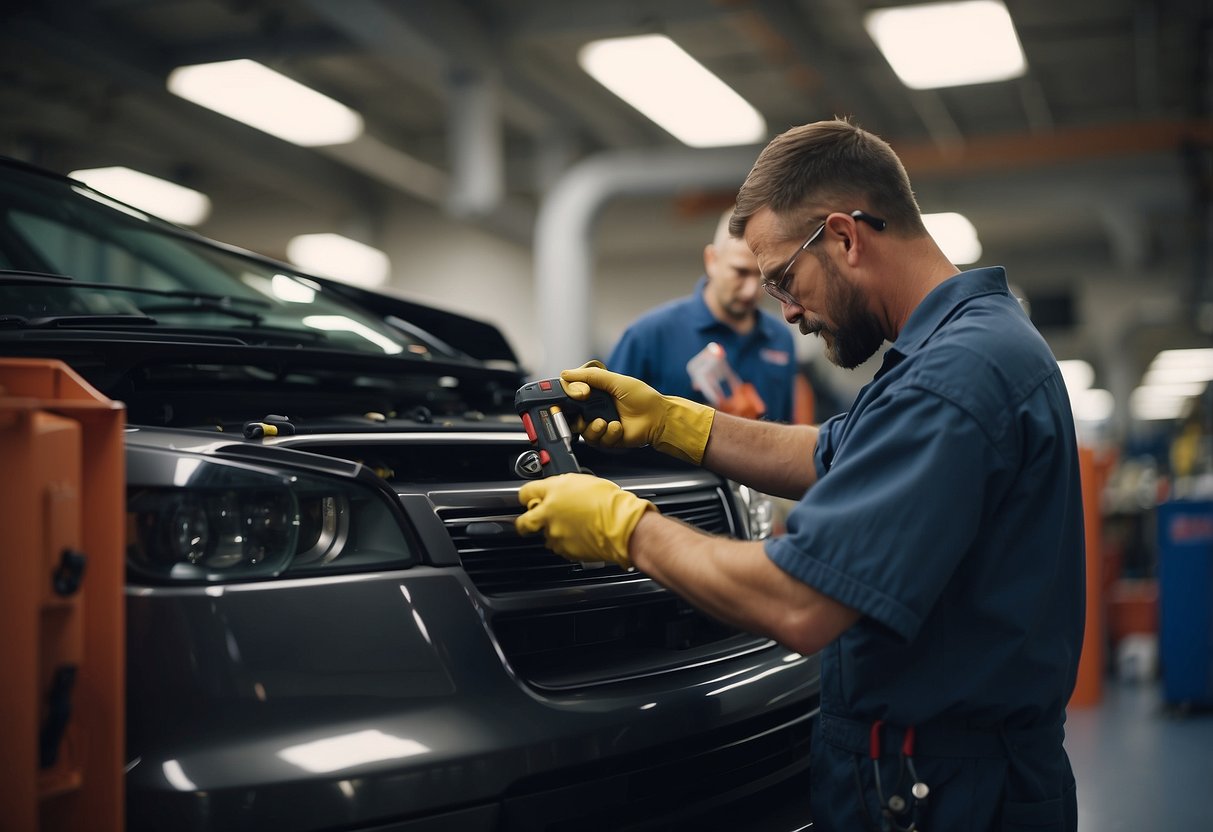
730;118;925;238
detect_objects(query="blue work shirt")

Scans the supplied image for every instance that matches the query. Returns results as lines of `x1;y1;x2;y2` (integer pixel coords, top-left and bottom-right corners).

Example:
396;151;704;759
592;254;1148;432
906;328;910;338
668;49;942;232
607;277;796;421
766;267;1084;829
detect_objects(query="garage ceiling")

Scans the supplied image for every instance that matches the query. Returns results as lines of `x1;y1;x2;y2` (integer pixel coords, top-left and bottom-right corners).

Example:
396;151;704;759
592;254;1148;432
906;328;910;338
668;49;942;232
1;0;1211;406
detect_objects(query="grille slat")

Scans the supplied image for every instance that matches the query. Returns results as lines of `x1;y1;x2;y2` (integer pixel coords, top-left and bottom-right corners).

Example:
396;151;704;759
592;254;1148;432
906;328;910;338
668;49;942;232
437;484;774;689
440;488;732;595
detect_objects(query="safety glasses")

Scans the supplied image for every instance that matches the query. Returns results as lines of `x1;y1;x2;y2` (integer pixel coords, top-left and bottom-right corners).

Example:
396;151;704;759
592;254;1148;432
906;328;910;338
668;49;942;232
761;210;887;305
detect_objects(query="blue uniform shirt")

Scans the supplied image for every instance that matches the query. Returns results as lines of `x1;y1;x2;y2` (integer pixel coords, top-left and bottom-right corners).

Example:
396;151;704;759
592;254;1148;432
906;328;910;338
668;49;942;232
607;277;796;421
766;267;1084;825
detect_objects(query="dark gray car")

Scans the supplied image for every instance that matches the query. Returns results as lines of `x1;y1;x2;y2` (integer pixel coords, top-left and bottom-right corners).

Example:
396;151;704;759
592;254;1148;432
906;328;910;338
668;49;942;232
0;157;819;831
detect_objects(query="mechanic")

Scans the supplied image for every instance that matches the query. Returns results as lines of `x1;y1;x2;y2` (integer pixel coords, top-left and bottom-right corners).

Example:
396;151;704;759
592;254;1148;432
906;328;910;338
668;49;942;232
516;118;1084;831
607;206;798;421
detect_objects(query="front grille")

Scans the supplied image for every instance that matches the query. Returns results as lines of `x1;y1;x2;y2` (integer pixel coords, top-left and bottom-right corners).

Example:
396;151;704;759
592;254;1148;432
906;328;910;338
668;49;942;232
438;483;771;689
440;488;732;596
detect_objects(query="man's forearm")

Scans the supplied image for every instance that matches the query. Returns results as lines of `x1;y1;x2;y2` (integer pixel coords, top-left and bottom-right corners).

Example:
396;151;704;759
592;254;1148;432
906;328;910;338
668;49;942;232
628;511;858;657
700;412;820;499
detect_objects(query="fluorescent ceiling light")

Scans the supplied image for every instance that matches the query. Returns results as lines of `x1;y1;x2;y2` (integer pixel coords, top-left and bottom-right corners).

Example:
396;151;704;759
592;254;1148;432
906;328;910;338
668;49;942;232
578;34;766;148
1144;366;1213;385
922;212;982;264
1151;347;1213;367
1072;388;1114;423
1143;348;1213;385
1057;359;1094;393
71;186;152;221
69;166;211;226
1140;382;1208;398
1057;359;1113;423
864;1;1027;89
287;232;390;288
167;59;363;146
1130;385;1204;421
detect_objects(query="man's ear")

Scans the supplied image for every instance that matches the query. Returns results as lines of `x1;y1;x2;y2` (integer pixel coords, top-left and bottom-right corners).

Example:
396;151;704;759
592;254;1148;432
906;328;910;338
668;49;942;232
828;214;862;265
703;243;716;272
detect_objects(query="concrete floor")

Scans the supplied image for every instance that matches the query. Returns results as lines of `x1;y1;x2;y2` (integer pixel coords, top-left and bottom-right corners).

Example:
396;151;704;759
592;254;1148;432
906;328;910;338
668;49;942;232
1065;677;1213;831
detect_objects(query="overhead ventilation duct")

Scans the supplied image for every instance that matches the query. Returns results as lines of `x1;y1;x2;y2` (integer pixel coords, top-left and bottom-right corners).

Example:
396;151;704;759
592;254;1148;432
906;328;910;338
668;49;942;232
534;146;764;377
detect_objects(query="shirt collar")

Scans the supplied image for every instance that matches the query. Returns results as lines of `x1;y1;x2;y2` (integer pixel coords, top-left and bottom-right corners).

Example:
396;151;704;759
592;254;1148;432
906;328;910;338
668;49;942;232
888;266;1011;358
691;274;778;338
690;275;720;332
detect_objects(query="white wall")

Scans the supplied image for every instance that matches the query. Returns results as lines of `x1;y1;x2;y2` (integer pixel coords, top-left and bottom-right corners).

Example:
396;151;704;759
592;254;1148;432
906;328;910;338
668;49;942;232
377;204;539;369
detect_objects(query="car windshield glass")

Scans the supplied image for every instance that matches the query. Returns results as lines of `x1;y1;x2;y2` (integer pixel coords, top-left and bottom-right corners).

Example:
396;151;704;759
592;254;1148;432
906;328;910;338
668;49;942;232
0;166;424;356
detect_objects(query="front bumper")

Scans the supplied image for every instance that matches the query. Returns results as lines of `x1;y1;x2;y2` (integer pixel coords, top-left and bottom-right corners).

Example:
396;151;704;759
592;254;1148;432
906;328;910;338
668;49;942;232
125;568;819;831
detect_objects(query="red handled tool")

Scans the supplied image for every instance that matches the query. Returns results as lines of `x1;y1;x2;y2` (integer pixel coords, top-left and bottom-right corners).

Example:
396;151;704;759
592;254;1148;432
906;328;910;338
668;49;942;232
514;378;619;477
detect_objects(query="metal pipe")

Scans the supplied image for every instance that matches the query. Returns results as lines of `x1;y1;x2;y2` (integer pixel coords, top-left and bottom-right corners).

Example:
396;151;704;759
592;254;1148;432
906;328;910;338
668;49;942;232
533;145;764;377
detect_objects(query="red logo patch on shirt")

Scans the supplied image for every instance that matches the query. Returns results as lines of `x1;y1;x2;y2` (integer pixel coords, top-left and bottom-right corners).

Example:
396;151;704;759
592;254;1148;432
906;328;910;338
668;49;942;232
760;348;790;366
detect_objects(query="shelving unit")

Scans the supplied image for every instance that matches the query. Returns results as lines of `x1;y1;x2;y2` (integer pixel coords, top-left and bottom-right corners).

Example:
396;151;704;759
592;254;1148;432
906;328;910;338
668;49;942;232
0;359;125;832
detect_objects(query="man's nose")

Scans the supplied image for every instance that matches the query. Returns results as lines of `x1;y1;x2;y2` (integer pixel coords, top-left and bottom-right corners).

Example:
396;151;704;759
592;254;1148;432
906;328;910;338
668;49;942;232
780;298;805;325
736;276;760;303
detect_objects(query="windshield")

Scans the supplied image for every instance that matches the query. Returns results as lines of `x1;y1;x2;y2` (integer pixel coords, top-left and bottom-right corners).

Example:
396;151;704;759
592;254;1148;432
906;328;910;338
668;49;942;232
0;164;428;357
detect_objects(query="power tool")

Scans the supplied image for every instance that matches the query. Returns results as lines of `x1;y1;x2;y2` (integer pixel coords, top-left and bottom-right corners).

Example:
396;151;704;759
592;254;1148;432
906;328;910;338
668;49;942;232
515;378;619;476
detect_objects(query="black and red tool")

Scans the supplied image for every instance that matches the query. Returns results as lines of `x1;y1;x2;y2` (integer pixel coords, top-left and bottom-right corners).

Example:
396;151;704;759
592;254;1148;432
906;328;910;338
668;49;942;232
514;378;619;476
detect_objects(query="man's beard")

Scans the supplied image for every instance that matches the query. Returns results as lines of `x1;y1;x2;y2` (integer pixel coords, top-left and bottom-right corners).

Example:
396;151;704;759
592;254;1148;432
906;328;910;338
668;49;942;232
800;257;885;369
723;299;755;321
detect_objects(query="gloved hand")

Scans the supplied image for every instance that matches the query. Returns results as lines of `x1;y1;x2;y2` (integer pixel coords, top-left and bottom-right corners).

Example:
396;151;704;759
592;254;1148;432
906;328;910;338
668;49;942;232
515;473;655;568
560;360;715;465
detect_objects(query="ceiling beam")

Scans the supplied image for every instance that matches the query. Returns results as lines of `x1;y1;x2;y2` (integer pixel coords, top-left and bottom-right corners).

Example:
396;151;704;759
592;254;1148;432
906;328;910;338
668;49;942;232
894;119;1213;177
167;28;351;66
297;0;554;136
745;0;890;126
807;0;966;150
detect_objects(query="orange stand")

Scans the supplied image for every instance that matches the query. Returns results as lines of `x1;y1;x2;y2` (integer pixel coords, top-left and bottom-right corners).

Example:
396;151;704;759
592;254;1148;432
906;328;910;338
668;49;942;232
0;359;125;832
1069;445;1111;707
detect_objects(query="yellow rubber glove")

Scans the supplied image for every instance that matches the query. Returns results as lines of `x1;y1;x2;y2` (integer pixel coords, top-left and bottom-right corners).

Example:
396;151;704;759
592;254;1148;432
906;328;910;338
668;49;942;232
515;473;655;568
560;361;715;465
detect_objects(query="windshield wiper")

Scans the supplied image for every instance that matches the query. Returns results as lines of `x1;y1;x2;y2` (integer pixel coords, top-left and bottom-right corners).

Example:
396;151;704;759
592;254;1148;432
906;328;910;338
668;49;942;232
0;270;273;319
133;299;264;324
0;313;158;328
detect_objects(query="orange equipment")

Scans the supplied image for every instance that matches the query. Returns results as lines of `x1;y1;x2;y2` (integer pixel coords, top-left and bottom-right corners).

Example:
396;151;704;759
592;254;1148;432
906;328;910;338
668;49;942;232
686;342;766;419
0;359;125;832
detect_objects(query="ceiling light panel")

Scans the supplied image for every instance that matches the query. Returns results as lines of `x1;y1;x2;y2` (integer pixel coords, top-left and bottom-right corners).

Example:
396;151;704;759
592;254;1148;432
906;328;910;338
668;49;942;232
865;0;1027;90
1143;348;1213;385
922;212;982;264
1057;359;1095;393
287;233;390;288
1130;385;1204;421
69;166;211;226
578;34;766;148
167;59;363;147
1072;388;1114;423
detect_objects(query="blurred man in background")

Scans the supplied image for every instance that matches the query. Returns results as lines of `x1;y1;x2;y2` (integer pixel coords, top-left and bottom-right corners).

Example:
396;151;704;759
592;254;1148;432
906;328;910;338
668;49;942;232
607;207;798;422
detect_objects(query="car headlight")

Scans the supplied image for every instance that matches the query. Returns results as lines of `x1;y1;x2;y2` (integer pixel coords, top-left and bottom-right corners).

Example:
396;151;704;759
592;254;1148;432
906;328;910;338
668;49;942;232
127;459;414;583
729;481;775;541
